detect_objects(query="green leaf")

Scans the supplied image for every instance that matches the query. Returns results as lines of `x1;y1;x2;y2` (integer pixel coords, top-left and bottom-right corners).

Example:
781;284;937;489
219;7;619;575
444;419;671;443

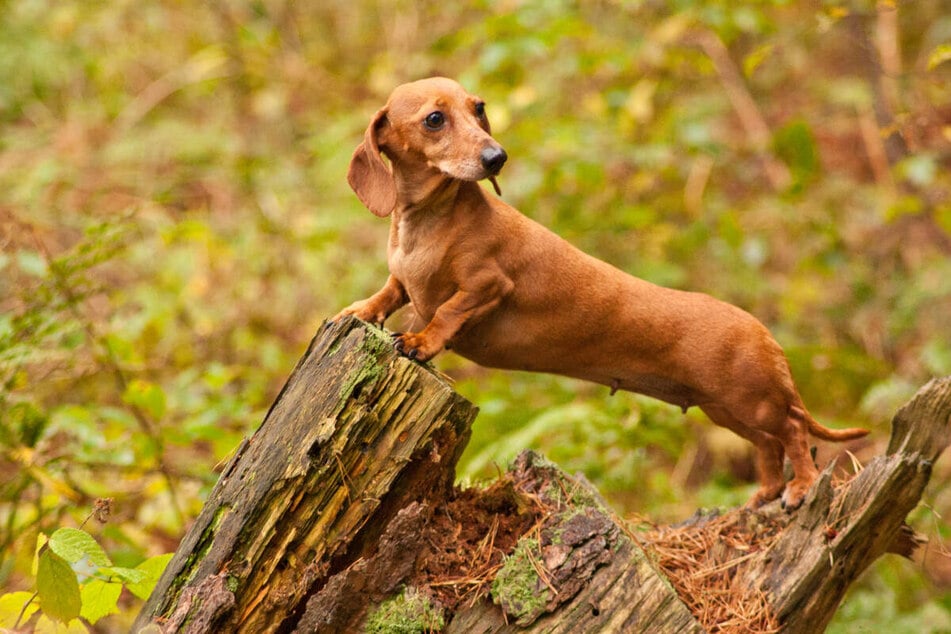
122;379;167;420
100;566;148;584
0;591;39;628
36;551;82;623
127;553;173;600
48;528;111;566
79;580;121;625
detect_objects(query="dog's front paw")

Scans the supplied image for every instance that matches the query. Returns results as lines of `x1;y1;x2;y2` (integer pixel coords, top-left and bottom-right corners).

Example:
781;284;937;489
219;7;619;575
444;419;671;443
392;332;441;362
333;300;386;325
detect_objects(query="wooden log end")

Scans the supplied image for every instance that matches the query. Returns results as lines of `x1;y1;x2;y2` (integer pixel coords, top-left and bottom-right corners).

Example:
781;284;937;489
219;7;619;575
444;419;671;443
887;375;951;459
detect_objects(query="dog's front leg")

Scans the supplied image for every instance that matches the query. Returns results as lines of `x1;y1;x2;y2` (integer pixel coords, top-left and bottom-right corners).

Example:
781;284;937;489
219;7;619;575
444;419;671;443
333;274;408;325
394;276;512;362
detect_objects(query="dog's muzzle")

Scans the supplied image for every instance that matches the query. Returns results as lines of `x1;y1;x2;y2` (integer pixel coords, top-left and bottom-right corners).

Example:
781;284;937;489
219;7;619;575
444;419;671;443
480;146;508;175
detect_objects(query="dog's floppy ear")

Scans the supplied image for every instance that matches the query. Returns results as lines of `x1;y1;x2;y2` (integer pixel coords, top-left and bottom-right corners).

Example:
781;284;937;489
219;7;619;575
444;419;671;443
476;100;492;135
348;108;396;217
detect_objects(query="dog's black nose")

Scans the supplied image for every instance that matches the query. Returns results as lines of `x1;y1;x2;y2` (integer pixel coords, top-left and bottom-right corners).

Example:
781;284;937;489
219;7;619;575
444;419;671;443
480;146;508;174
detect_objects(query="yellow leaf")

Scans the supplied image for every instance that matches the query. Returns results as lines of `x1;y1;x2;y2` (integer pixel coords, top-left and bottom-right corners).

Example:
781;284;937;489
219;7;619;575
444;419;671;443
34;614;88;633
0;592;39;628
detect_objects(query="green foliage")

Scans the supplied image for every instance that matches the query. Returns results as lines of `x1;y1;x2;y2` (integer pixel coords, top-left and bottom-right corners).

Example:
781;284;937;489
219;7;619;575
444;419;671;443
0;525;168;630
827;557;951;633
126;554;173;601
47;529;110;568
1;0;949;629
0;592;39;629
36;551;81;623
80;580;122;625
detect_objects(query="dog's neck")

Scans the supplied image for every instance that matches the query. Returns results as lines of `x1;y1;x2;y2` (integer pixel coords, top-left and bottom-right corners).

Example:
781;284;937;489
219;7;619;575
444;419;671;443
390;160;463;217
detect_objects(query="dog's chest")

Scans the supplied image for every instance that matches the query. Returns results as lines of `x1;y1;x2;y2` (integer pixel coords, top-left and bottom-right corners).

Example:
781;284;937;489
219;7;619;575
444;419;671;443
388;223;456;317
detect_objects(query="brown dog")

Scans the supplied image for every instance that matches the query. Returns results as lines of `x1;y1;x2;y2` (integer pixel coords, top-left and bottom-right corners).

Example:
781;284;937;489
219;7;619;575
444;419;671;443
334;77;867;510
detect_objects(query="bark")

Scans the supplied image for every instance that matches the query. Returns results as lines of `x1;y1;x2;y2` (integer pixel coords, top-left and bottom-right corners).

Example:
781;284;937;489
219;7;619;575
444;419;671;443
133;316;951;633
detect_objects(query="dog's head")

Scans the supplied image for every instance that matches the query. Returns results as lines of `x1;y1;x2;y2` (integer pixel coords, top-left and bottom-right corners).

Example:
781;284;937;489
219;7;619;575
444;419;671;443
348;77;506;217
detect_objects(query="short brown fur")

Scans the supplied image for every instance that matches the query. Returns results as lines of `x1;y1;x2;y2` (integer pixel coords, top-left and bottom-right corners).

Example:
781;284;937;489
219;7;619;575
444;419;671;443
334;77;867;510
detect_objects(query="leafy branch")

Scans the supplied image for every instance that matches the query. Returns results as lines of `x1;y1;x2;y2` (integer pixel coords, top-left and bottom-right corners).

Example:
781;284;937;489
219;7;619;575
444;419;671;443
3;210;185;526
3;500;171;631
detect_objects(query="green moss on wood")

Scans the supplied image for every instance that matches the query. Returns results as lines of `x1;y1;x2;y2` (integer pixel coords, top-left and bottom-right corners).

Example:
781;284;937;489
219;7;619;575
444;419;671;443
365;586;445;633
491;537;549;625
361;321;395;356
337;324;393;404
170;504;232;600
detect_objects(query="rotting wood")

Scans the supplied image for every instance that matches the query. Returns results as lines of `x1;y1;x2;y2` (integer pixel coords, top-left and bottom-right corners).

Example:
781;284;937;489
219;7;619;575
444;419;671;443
132;317;477;633
352;379;951;633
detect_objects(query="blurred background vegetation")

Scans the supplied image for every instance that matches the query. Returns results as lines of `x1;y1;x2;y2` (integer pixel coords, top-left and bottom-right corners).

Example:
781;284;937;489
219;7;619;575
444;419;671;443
1;0;949;630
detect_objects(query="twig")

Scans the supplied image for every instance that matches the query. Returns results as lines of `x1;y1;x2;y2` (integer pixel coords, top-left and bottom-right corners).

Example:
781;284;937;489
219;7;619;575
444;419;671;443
475;515;500;566
858;107;895;187
874;2;902;122
690;30;792;192
525;540;558;597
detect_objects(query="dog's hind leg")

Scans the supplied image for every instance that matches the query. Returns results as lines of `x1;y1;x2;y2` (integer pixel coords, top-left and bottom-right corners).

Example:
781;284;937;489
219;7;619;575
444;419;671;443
700;404;786;508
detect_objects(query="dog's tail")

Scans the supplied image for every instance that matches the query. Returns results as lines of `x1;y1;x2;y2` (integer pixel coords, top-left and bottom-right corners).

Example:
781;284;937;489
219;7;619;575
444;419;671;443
791;405;869;442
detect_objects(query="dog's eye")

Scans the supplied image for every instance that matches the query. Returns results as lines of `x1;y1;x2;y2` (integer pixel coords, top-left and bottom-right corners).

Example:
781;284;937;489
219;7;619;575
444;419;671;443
475;102;486;118
424;111;445;130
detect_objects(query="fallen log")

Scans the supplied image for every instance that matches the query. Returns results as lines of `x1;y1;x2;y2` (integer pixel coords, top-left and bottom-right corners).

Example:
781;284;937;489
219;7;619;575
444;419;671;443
134;318;951;632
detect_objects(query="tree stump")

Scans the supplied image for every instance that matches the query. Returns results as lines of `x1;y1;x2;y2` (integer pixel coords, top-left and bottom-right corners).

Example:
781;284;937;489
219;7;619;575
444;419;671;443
133;317;477;632
134;318;951;633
